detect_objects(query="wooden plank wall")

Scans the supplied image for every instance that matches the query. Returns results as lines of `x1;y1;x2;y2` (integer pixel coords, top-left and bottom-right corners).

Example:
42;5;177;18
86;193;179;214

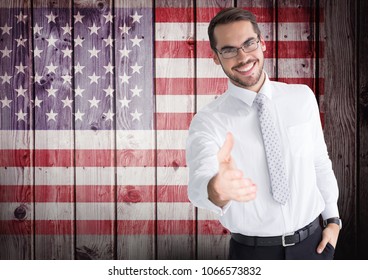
0;0;367;260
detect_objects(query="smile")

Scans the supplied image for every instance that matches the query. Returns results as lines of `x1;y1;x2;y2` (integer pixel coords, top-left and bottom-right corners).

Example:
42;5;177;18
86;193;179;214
234;61;257;75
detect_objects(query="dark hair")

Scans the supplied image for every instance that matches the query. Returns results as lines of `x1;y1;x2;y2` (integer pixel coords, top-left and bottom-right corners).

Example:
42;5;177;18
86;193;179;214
208;7;261;51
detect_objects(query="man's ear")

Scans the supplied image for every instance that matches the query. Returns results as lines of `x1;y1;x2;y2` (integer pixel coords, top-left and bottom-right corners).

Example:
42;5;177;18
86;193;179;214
212;50;220;65
260;35;266;52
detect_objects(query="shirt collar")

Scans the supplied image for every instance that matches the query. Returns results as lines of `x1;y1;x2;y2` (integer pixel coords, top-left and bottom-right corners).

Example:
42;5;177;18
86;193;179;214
228;71;272;106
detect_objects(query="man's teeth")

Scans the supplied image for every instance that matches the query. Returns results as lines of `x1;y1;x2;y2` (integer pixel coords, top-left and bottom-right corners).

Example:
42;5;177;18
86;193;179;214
238;62;254;72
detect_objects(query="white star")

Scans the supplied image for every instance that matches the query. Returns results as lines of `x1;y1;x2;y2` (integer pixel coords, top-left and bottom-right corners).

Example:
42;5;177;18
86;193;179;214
62;23;72;35
103;85;114;97
33;46;43;58
15;85;27;97
15;12;28;24
46;12;58;23
74;109;84;121
46;35;58;47
130;109;142;121
46;85;58;97
103;12;115;23
46;109;58;121
62;74;72;84
88;72;100;84
1;23;12;35
0;96;12;108
119;72;131;84
88;23;100;35
88;46;101;58
74;85;85;97
61;96;73;108
15;62;27;74
103;109;114;121
88;96;100;108
130;35;143;47
119;23;131;35
46;62;58;73
33;73;43;84
130;11;143;23
62;48;72;58
33;23;43;35
1;46;12;58
131;62;142;74
74;35;84;47
0;72;12;84
15;35;27;47
103;62;114;74
74;62;85;74
119;96;131;108
15;109;27;121
74;11;84;24
103;35;114;47
119;45;131;58
130;85;142;97
33;96;43;107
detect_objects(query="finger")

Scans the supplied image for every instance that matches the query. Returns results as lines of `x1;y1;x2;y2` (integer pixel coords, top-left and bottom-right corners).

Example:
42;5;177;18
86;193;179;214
222;169;243;180
217;132;234;163
317;237;329;254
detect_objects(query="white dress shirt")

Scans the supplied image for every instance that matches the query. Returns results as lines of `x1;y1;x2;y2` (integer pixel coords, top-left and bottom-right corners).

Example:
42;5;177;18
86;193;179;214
186;72;339;237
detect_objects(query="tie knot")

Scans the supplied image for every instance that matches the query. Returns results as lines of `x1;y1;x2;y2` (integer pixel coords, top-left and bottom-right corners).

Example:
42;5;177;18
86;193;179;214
253;93;267;108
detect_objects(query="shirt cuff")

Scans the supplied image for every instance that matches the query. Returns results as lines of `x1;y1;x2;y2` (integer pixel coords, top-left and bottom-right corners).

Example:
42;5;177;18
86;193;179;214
321;203;340;220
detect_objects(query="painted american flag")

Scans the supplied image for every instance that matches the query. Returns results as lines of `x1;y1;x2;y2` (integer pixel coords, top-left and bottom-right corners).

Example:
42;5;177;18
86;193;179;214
0;0;323;259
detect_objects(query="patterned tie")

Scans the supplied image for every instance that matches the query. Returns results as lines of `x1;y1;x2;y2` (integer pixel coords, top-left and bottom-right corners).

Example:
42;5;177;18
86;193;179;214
254;93;289;204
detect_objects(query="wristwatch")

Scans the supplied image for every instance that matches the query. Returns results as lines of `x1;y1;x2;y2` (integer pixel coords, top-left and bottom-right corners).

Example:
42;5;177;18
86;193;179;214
323;217;342;229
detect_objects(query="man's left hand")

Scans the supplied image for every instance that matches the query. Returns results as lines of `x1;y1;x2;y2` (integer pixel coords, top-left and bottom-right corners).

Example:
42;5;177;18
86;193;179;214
316;223;340;254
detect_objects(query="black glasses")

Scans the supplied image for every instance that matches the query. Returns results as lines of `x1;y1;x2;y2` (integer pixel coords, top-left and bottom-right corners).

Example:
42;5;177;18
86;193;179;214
216;39;260;59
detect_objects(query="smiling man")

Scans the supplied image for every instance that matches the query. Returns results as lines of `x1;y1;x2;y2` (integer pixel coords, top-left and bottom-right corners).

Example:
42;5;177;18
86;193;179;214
186;8;341;260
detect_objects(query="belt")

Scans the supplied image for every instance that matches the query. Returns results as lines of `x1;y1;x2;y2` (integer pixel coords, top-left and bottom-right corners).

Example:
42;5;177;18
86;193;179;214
231;217;320;247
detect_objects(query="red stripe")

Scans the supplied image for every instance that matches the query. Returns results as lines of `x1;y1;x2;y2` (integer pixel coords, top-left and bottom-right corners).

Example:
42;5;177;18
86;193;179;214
157;220;195;234
0;150;31;167
157;149;186;167
198;220;230;235
275;78;324;95
156;113;194;130
156;78;195;95
0;185;32;202
0;220;32;234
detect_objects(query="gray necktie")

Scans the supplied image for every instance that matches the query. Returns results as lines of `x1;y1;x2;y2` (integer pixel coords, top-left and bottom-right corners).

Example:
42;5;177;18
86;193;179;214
254;93;289;204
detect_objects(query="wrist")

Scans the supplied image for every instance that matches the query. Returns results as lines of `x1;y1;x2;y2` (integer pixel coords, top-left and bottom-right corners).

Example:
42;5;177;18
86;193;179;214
323;217;342;230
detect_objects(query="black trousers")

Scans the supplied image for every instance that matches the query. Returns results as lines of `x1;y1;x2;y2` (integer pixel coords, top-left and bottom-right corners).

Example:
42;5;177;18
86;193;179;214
229;224;335;260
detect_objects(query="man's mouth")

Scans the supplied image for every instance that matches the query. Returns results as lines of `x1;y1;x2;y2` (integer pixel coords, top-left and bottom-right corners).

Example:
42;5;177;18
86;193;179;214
234;61;256;75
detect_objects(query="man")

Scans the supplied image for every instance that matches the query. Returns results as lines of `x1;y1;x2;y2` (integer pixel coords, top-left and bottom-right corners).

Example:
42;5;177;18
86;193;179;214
186;7;341;260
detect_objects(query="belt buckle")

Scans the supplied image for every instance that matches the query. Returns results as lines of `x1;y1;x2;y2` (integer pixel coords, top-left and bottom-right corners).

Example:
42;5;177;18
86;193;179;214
282;232;295;247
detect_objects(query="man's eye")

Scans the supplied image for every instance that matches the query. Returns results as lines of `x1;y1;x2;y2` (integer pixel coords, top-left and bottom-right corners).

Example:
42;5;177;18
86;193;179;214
244;41;255;47
222;48;236;54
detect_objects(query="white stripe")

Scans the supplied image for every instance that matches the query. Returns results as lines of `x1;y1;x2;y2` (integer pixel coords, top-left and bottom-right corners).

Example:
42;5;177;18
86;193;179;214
117;130;155;149
35;202;73;220
278;23;326;41
156;95;195;113
76;167;115;185
155;23;193;41
157;202;194;220
75;130;115;149
76;203;114;220
197;209;220;221
0;131;33;149
117;167;155;185
35;167;74;185
157;167;188;185
118;202;155;220
35;130;73;149
157;130;188;150
197;95;220;111
0;203;32;220
0;167;33;185
155;58;195;78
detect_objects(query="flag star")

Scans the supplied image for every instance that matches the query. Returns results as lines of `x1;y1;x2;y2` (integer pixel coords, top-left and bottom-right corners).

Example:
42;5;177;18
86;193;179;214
46;12;58;23
130;35;143;47
46;85;58;97
74;109;84;121
131;62;142;74
33;96;43;107
88;72;100;84
15;109;27;121
88;96;100;108
46;109;58;121
119;45;131;58
103;12;115;23
15;62;28;74
119;23;131;35
33;23;43;35
74;62;85;74
88;23;100;35
1;23;12;35
1;46;12;58
130;85;142;97
103;109;115;121
119;96;131;108
74;35;84;47
119;72;131;84
0;72;12;84
74;85;85;97
62;73;72;84
62;96;73;108
46;35;58;47
74;11;85;24
130;11;143;23
130;109;142;121
33;73;43;84
15;85;27;97
15;11;28;24
46;62;58;73
0;96;12;108
33;46;43;58
103;35;114;47
103;62;114;74
62;48;72;58
62;23;72;35
88;46;101;58
15;35;27;47
103;85;114;97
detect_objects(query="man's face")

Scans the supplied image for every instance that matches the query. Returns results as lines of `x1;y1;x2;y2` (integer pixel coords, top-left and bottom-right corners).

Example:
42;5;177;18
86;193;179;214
213;20;266;91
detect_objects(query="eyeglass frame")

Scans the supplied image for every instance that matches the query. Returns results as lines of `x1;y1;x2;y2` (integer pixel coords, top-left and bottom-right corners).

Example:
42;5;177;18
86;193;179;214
215;37;261;59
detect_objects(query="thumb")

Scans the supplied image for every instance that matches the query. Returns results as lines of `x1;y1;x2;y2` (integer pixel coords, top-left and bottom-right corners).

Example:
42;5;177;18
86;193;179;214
217;132;234;164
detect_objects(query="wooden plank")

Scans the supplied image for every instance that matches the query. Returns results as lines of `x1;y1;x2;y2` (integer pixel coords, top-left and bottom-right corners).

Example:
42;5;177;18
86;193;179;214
358;0;368;260
320;0;356;259
0;0;34;260
115;0;156;260
73;0;115;260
